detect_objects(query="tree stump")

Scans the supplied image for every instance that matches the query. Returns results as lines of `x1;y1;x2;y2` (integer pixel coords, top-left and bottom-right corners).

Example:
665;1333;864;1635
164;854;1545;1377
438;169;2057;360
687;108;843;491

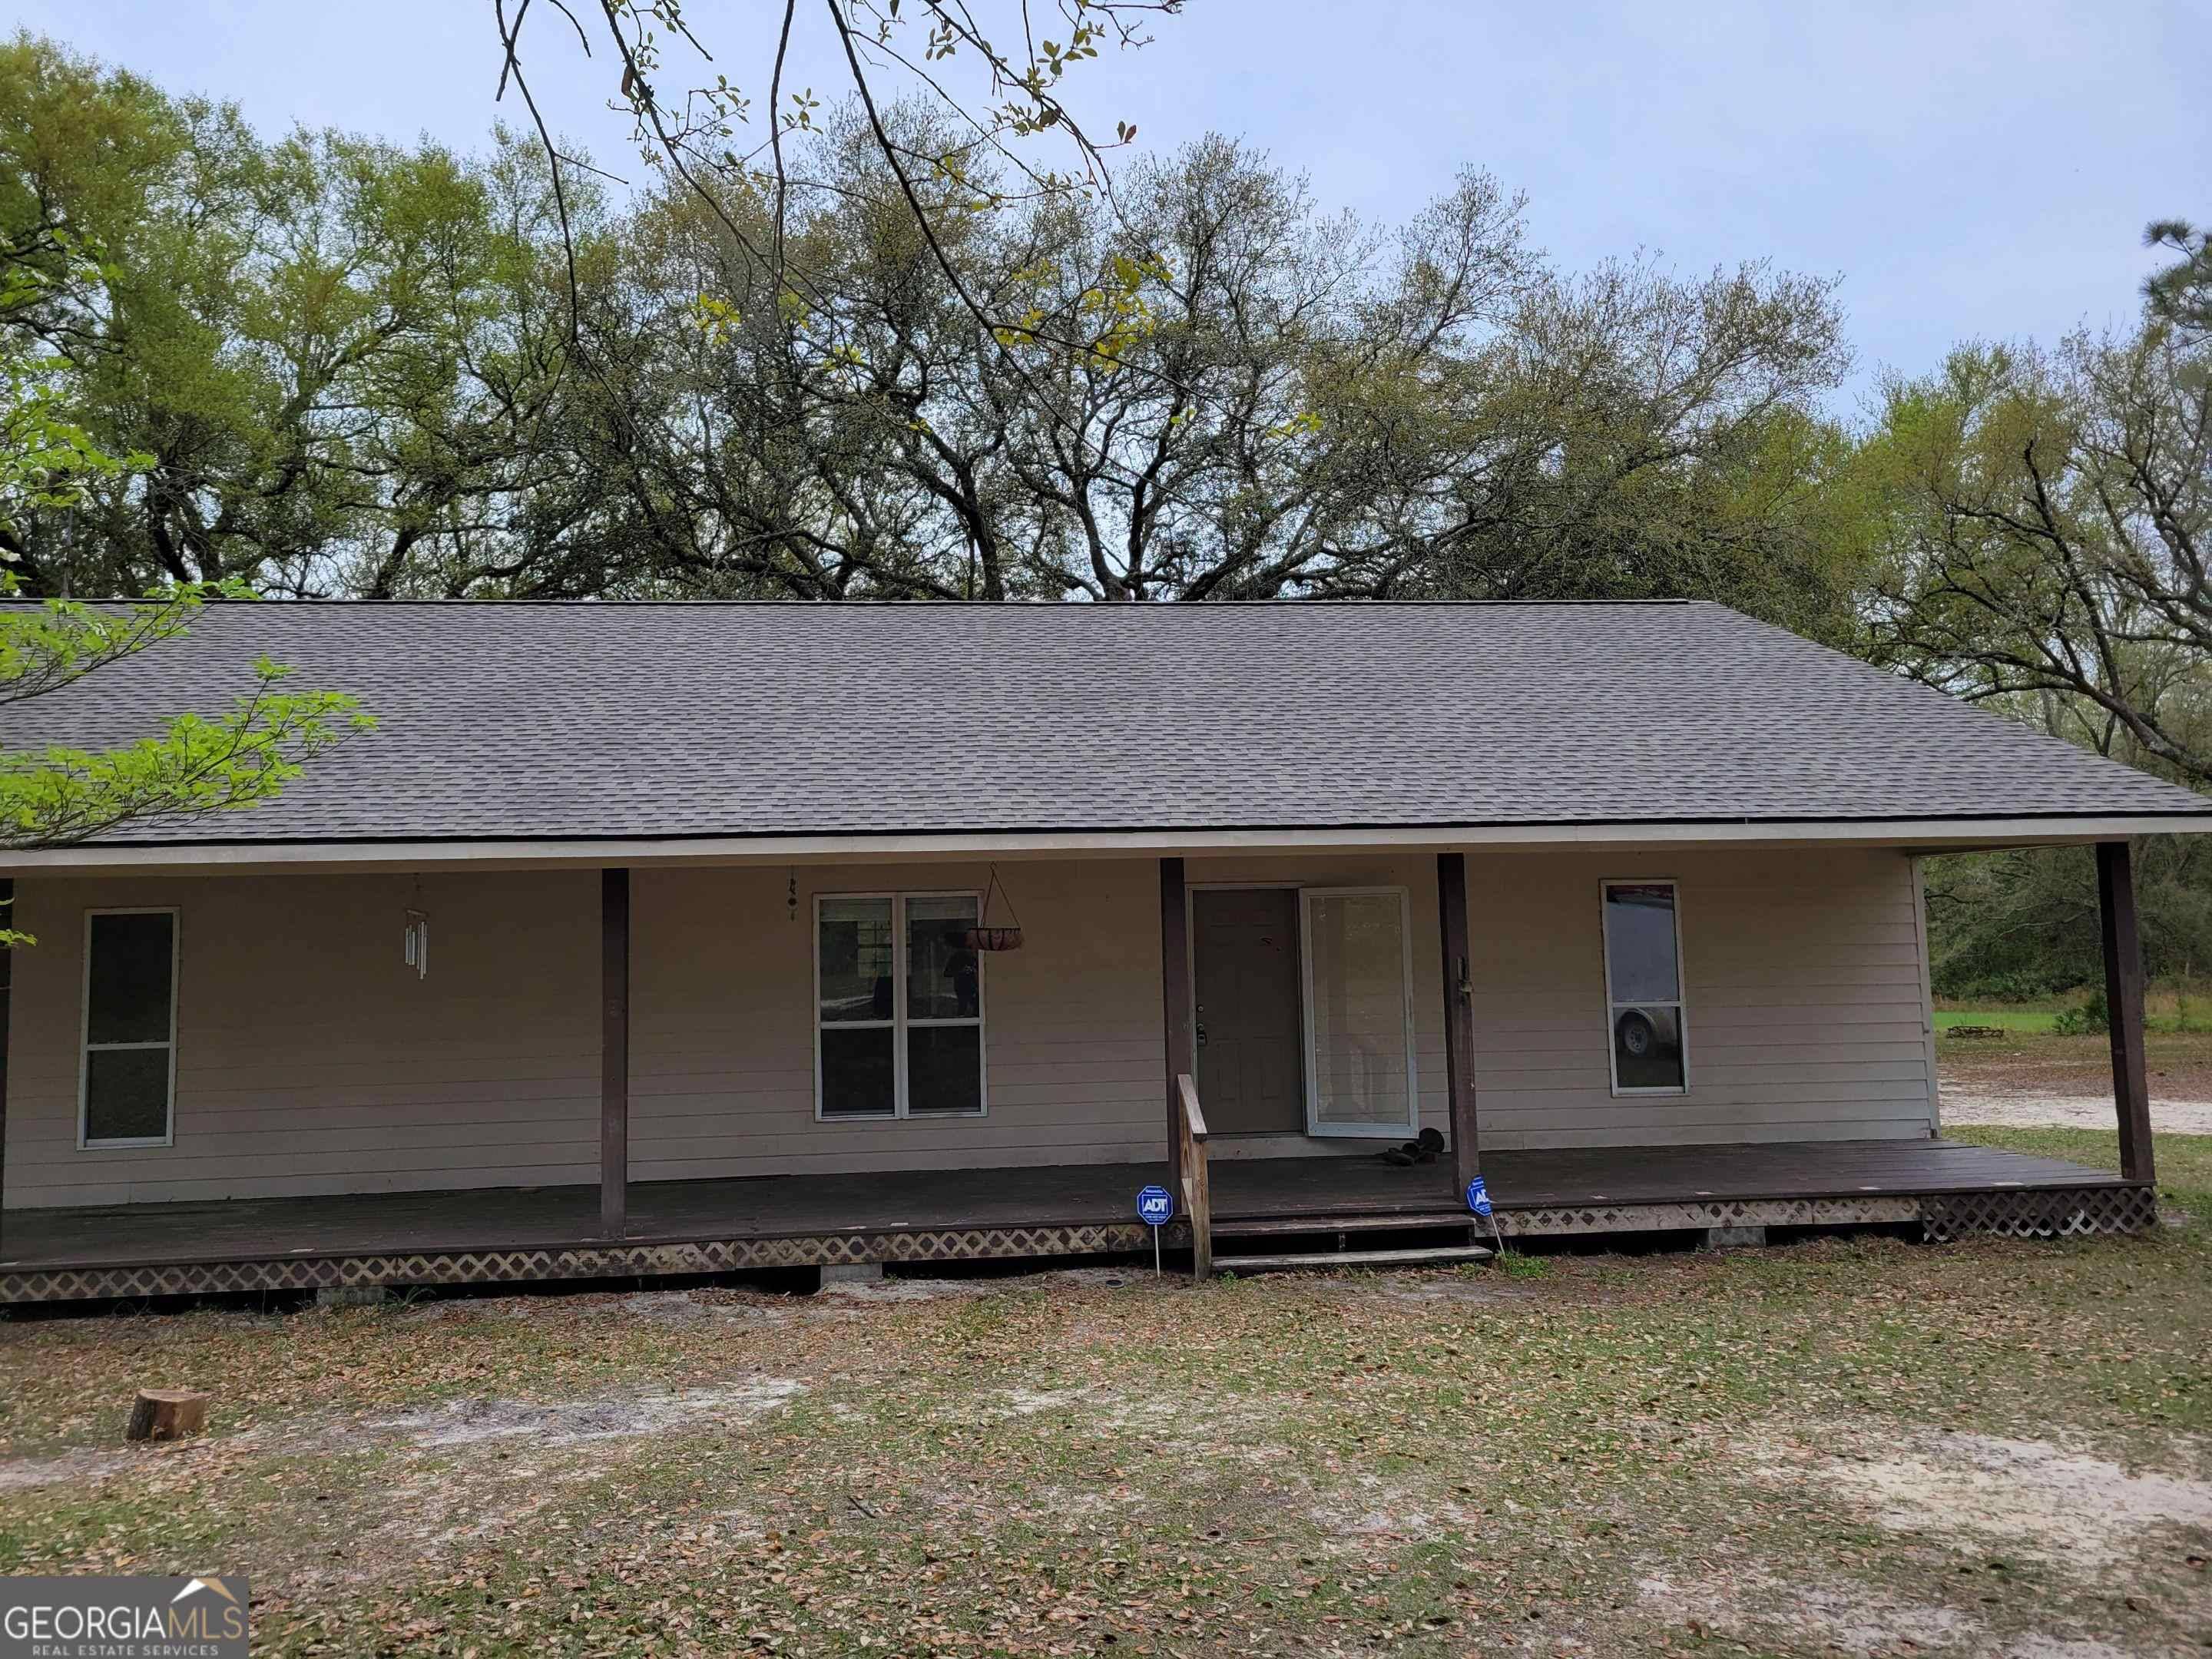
126;1389;209;1442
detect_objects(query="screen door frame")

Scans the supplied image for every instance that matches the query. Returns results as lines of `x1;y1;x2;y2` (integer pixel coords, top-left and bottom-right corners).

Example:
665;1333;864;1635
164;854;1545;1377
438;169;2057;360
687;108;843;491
1296;885;1420;1139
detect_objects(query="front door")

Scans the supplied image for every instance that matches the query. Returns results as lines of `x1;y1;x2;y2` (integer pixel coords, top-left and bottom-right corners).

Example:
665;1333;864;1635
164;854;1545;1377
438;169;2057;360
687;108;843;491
1192;887;1305;1135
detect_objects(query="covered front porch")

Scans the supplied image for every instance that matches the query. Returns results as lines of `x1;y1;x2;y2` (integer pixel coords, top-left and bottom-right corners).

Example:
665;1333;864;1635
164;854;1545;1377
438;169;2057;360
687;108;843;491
0;836;2167;1301
0;1137;2154;1303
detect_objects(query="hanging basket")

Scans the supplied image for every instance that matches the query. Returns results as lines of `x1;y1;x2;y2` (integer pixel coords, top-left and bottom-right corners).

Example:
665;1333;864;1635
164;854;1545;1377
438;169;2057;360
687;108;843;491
963;867;1025;952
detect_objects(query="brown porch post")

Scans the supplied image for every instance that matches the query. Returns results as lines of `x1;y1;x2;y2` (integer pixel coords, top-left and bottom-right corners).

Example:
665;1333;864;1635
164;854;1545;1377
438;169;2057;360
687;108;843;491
2096;840;2154;1183
1160;856;1190;1194
1436;853;1481;1194
601;867;631;1237
0;879;11;1260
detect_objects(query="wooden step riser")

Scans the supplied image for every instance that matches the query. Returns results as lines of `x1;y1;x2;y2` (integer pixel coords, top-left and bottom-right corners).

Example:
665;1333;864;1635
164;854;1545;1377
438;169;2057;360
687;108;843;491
1211;1212;1475;1239
1210;1245;1494;1274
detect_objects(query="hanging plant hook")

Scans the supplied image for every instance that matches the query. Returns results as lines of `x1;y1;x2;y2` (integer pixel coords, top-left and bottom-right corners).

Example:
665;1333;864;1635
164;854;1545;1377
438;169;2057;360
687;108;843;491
964;865;1025;952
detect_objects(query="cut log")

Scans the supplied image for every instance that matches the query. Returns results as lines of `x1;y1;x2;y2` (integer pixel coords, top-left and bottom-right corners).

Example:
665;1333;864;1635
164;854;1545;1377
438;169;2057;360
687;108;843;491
126;1388;209;1442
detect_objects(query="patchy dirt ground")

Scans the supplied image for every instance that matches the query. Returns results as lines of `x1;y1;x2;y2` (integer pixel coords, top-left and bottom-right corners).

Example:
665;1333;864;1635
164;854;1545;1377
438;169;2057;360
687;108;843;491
4;1131;2210;1657
1743;1424;2212;1570
1942;1027;2212;1129
1939;1028;2212;1101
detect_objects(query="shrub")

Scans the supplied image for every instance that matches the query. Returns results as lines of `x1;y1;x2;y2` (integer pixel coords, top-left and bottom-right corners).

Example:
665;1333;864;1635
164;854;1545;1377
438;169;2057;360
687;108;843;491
2053;988;2110;1035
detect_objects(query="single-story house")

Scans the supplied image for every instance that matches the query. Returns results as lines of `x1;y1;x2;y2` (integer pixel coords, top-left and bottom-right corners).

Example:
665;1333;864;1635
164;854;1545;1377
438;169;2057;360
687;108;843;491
1;600;2205;1301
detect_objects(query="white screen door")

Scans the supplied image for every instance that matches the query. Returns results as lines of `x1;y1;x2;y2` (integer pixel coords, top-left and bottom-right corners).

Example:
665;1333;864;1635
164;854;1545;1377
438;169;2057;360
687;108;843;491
1300;887;1419;1137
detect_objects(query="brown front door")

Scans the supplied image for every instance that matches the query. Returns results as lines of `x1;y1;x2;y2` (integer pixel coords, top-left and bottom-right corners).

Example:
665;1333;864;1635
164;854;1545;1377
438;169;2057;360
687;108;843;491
1192;887;1305;1136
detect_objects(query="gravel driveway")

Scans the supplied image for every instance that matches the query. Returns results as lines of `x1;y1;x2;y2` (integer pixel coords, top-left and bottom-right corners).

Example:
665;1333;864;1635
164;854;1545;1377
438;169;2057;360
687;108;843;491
1940;1090;2212;1134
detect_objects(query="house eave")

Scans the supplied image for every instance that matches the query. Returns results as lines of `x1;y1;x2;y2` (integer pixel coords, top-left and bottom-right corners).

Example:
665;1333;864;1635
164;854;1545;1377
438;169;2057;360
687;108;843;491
5;812;2210;878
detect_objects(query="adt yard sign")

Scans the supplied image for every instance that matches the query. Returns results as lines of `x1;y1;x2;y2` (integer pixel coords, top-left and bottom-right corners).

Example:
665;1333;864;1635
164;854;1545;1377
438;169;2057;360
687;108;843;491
1466;1174;1503;1250
1137;1184;1174;1274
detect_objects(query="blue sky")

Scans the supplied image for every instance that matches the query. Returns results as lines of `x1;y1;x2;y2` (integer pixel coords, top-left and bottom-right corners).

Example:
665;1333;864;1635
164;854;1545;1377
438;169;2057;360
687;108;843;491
12;1;2206;412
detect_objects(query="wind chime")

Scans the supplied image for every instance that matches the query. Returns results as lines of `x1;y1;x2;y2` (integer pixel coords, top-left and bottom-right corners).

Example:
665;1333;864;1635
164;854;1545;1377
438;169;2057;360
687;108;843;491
402;876;429;979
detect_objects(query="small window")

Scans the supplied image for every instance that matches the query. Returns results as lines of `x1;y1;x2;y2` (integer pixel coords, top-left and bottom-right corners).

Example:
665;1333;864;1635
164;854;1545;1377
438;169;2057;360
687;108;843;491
81;909;178;1146
1601;882;1685;1094
815;892;983;1119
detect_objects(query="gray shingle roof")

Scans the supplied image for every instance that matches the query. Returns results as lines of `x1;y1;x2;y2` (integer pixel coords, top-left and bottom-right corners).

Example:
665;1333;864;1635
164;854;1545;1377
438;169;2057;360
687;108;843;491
5;600;2205;845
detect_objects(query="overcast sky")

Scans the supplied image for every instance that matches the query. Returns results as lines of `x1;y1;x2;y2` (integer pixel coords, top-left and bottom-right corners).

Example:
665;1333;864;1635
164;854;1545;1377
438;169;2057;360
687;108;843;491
13;1;2206;413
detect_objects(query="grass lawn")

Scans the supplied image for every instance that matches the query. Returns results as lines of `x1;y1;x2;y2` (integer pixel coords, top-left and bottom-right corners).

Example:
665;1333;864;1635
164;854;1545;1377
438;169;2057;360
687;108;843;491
1934;1008;2064;1034
1938;985;2212;1041
1940;1023;2212;1101
4;1134;2210;1657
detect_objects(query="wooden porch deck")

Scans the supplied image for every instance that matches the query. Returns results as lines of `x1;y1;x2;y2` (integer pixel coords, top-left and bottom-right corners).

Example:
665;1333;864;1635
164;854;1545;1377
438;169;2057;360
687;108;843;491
0;1138;2153;1303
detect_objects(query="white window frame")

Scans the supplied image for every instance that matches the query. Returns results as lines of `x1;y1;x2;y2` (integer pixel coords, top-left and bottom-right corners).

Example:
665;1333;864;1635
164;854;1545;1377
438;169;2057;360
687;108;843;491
78;906;180;1150
813;889;987;1121
1297;885;1421;1140
1599;878;1689;1098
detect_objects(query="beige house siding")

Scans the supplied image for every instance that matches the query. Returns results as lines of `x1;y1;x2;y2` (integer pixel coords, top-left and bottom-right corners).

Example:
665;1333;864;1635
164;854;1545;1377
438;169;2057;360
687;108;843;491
1465;849;1938;1149
2;847;1936;1210
628;860;1168;1180
3;871;601;1207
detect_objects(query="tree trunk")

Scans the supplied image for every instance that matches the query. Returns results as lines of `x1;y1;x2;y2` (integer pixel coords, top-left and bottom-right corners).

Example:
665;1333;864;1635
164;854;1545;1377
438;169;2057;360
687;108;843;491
126;1388;209;1442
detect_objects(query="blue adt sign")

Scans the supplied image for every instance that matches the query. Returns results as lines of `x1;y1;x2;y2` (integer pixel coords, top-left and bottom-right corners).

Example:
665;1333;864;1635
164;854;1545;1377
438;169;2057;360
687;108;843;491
1465;1176;1493;1217
1136;1184;1175;1227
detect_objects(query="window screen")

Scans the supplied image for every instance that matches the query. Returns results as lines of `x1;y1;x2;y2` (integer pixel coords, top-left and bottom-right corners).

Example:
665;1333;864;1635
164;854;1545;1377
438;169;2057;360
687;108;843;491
1301;889;1417;1136
903;896;981;1114
818;896;896;1117
83;910;177;1144
1602;882;1685;1091
816;893;983;1118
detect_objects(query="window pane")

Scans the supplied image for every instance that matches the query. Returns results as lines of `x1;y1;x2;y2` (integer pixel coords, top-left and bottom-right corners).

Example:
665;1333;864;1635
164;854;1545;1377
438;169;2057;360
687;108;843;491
907;896;980;1020
819;898;893;1023
821;1025;895;1116
85;1045;171;1141
1306;893;1412;1131
908;1025;982;1115
1612;1004;1684;1090
87;912;174;1045
1604;885;1679;1004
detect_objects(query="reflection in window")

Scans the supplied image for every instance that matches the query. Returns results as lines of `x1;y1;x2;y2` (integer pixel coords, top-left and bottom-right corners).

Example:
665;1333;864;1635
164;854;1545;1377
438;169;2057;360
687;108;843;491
816;892;983;1118
818;896;894;1025
906;896;981;1022
1602;882;1686;1092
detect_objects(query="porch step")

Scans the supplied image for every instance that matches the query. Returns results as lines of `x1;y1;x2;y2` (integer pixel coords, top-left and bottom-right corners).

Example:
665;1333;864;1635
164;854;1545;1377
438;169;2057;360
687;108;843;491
1211;1244;1494;1275
1211;1211;1475;1239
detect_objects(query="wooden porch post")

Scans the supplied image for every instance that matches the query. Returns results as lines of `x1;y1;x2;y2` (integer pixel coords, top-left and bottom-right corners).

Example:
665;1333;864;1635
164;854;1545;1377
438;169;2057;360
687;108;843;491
1436;853;1481;1194
2096;840;2154;1183
0;879;11;1259
601;867;631;1237
1160;857;1190;1195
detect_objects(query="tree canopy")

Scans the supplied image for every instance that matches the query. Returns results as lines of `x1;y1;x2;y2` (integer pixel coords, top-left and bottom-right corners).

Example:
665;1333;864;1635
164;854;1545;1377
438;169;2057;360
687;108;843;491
0;35;1862;636
5;30;2210;991
0;38;369;874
